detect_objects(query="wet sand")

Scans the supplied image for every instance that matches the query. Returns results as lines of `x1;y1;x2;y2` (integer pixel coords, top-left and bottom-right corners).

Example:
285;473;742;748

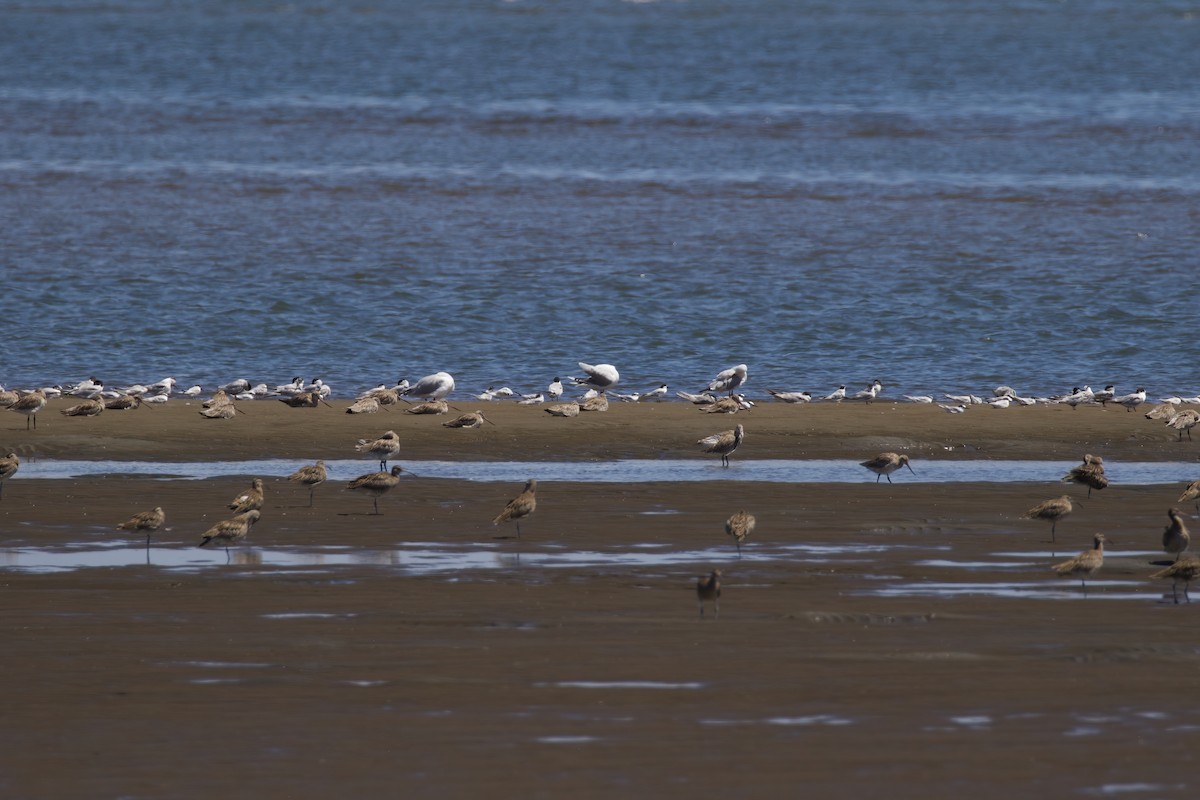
2;399;1199;797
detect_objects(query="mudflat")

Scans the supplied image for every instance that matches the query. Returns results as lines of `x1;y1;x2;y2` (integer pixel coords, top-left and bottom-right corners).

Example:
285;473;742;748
1;399;1198;798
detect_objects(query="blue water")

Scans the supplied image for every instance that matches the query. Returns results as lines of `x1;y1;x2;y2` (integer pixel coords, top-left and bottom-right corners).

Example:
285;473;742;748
2;1;1197;398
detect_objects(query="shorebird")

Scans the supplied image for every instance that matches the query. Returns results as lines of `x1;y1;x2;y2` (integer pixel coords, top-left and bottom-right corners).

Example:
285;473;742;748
405;399;449;415
199;403;238;419
768;389;812;403
10;389;47;429
61;396;105;417
1062;454;1108;498
1094;385;1116;406
570;362;619;392
1145;403;1178;421
702;396;743;414
1023;495;1075;542
1051;533;1107;595
0;386;19;408
545;402;580;418
403;372;456;401
725;510;755;557
347;465;406;514
345;396;381;415
1113;387;1146;412
219;378;251;394
517;393;545;405
1152;558;1200;604
1162;507;1190;562
903;395;934;404
938;403;968;414
644;384;668;400
228;478;265;513
117;506;166;547
1167;409;1200;441
860;452;914;484
199;510;260;557
580;394;609;412
822;386;847;402
67;377;104;398
182;385;203;397
848;380;883;403
104;394;143;411
279;391;330;408
676;390;717;405
0;452;19;501
1177;480;1200;513
493;479;537;538
442;411;493;428
202;389;231;409
547;377;564;400
698;424;744;467
356;430;402;470
1062;386;1095;409
696;570;722;619
707;364;748;396
288;460;327;507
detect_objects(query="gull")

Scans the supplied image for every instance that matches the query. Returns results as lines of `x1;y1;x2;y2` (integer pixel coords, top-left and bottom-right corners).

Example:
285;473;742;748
938;403;968;414
117;507;166;548
697;424;744;467
696;570;722;619
356;430;402;470
493;479;537;538
822;386;847;402
707;364;748;396
0;452;19;501
442;411;495;428
644;384;668;400
1152;558;1200;604
199;510;260;558
547;377;564;400
287;460;327;507
1051;533;1107;595
1023;495;1075;542
228;478;265;513
1167;409;1199;441
405;400;449;415
1113;387;1146;412
902;395;934;404
1162;508;1191;562
403;372;456;401
859;452;914;483
10;389;48;429
676;391;717;405
768;389;813;404
347;466;407;514
570;362;619;392
725;510;755;557
848;380;883;403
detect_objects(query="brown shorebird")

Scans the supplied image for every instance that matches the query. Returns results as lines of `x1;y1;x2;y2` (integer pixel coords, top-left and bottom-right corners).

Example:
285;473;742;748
696;570;722;619
1052;533;1107;595
1062;454;1108;498
1152;558;1200;604
493;479;537;538
1162;507;1191;562
442;411;493;428
104;393;144;411
0;452;19;501
347;465;405;514
0;386;18;408
288;460;327;507
345;396;381;415
579;394;609;413
1023;495;1075;542
1178;480;1200;513
725;510;756;557
61;396;106;417
356;430;401;470
199;510;260;558
202;389;232;409
1167;409;1200;441
1145;403;1178;421
117;506;166;547
404;399;449;415
199;403;238;419
279;391;330;408
228;478;265;513
698;424;744;467
9;389;47;430
701;396;743;414
860;452;915;484
545;402;581;418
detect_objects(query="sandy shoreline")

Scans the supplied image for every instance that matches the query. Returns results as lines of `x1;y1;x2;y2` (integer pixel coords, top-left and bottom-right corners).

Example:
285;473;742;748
2;400;1199;797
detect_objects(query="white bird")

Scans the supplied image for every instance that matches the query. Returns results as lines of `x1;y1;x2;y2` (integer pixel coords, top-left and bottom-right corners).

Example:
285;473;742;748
183;385;203;397
993;386;1017;398
938;403;968;414
848;380;883;403
767;389;813;403
1094;385;1116;406
987;397;1012;409
676;391;717;405
547;377;564;400
943;393;984;405
644;384;668;400
475;387;497;401
822;386;847;402
1061;386;1094;408
492;387;514;397
612;392;641;402
68;377;104;398
276;376;305;395
305;378;331;397
142;393;170;405
1113;387;1146;412
220;378;251;394
571;363;619;391
517;393;545;405
403;372;456;401
706;364;748;396
902;395;934;404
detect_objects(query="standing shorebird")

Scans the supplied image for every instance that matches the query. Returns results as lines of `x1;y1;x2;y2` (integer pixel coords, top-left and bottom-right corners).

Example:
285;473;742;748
1162;507;1191;562
696;570;722;619
1177;480;1200;513
199;510;260;559
822;386;847;402
725;510;756;557
347;465;406;514
1051;533;1107;595
860;452;915;484
117;506;166;547
1062;454;1108;498
442;411;494;428
493;479;537;538
10;389;48;429
1152;558;1200;604
848;380;884;403
706;364;748;396
228;478;265;513
697;424;744;467
356;430;402;470
1113;387;1147;412
1167;409;1200;441
287;460;327;507
1023;495;1075;542
0;452;19;501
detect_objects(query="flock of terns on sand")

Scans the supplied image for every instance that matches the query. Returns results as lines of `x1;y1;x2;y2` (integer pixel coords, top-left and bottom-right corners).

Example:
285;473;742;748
4;362;1200;611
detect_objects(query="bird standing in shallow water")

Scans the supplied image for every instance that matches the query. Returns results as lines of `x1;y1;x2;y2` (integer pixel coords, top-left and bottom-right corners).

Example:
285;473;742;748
288;461;327;507
117;506;166;547
725;511;755;557
696;570;722;619
1178;480;1200;513
347;465;406;514
199;510;260;559
860;452;915;484
1162;507;1190;562
493;479;537;538
228;478;265;513
1023;495;1075;542
1152;558;1200;604
1051;533;1107;595
356;430;402;471
697;424;744;467
1062;454;1108;498
0;452;18;501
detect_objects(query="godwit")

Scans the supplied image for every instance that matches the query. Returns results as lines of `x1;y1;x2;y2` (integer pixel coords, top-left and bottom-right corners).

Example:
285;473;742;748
199;403;238;419
696;570;722;619
702;396;743;414
1023;495;1075;542
287;460;327;507
60;396;105;417
1062;454;1108;498
1177;480;1200;513
1051;533;1107;595
345;396;381;414
347;465;406;514
442;411;493;428
202;389;231;409
1113;387;1146;412
1145;403;1178;421
278;391;330;408
0;386;18;408
117;506;166;547
104;394;143;411
356;430;402;470
571;362;619;392
697;424;744;467
579;394;609;412
228;478;266;513
1152;558;1200;604
725;510;755;557
493;479;537;538
10;389;47;429
1162;508;1190;562
405;399;449;415
860;452;914;484
0;452;19;501
706;364;748;396
1167;409;1199;441
402;372;456;401
545;402;580;418
199;510;260;557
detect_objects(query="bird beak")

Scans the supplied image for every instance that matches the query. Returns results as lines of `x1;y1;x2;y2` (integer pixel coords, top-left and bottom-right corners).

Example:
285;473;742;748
906;463;916;474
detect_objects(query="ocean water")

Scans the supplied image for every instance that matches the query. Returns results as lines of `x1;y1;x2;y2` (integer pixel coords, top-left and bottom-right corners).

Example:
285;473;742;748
2;0;1197;398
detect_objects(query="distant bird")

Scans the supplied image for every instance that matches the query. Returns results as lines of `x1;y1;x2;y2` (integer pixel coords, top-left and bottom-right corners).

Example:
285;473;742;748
580;394;610;412
1113;387;1146;412
0;386;20;408
279;391;330;408
117;506;166;547
227;478;265;513
987;397;1012;409
1023;495;1075;542
67;377;103;398
517;393;545;405
701;396;744;414
1062;454;1108;498
696;570;722;619
993;386;1017;398
347;465;406;514
0;452;19;501
767;389;812;403
287;460;327;507
199;510;260;557
676;391;717;405
697;424;744;467
1177;480;1200;513
104;393;144;411
725;511;756;557
848;380;883;403
1061;386;1094;409
199;403;238;419
61;396;105;417
707;364;748;396
182;385;203;397
1094;385;1116;406
570;362;619;392
356;430;402;470
219;378;251;394
1051;533;1107;594
493;479;537;538
405;400;449;415
1167;409;1200;441
544;402;580;418
859;452;914;484
345;396;381;414
1163;508;1191;562
442;411;493;428
547;377;564;400
1145;403;1179;421
474;387;497;402
938;403;968;414
644;384;669;400
403;372;456;401
1151;558;1200;605
822;386;847;403
903;395;934;404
